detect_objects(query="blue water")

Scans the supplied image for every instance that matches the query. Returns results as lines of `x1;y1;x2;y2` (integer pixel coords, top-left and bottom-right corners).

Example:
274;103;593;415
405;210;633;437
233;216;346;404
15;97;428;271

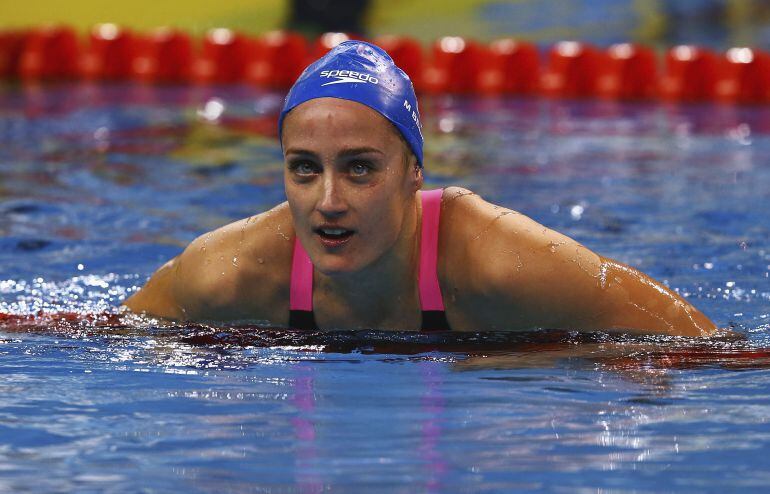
1;82;769;492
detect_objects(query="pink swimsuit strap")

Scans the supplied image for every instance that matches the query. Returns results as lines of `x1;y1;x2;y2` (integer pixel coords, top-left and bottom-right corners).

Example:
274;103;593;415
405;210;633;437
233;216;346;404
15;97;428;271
289;188;448;331
289;234;314;312
417;188;445;312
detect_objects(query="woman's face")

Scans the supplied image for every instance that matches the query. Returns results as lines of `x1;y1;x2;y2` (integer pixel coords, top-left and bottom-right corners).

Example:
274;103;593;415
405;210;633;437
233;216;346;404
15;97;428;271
282;97;422;275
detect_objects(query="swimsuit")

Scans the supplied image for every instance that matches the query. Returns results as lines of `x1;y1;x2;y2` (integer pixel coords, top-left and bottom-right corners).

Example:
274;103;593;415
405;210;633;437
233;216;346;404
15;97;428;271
288;188;451;332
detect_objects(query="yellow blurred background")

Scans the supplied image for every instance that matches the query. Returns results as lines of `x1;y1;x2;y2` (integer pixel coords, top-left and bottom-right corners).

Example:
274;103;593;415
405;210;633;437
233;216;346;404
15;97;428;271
2;0;769;47
0;0;287;34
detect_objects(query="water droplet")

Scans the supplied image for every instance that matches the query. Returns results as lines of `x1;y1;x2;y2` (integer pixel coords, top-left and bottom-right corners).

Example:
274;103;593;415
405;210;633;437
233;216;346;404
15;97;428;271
597;263;608;288
232;256;239;266
276;224;290;241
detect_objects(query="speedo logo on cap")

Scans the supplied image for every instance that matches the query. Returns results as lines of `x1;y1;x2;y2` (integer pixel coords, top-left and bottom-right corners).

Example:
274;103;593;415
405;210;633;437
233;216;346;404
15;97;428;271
319;70;379;86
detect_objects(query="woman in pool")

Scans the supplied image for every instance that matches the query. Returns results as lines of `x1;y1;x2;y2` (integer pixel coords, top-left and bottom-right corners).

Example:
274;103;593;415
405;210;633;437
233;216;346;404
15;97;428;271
124;41;716;336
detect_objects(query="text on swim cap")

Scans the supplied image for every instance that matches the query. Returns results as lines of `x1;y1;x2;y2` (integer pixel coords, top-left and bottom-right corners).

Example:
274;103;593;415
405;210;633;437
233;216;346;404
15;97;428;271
319;70;379;86
403;100;420;126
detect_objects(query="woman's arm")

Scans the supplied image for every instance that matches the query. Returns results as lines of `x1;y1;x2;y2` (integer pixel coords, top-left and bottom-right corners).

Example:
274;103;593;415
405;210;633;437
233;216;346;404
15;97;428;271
444;189;717;336
122;203;295;323
122;257;185;319
579;256;716;336
494;220;716;336
122;226;252;321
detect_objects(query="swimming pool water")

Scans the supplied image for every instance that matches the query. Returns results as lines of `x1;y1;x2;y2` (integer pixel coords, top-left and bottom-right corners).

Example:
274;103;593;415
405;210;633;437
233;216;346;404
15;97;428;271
1;82;769;492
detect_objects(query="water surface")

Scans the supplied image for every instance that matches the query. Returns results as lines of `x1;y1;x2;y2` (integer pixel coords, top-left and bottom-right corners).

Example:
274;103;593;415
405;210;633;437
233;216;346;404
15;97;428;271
1;83;769;492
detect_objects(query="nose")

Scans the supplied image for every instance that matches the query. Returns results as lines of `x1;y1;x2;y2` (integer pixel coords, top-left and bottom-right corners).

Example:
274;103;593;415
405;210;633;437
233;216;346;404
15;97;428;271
316;174;348;218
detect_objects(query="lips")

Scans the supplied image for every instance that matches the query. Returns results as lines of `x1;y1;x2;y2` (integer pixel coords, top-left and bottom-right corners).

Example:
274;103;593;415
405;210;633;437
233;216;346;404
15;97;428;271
314;225;355;247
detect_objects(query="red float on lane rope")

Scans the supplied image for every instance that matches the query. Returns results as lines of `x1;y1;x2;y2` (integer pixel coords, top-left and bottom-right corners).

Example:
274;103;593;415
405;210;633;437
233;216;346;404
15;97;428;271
596;43;658;100
19;26;80;81
716;47;770;104
424;36;486;94
131;28;193;83
247;31;308;89
659;45;720;102
6;24;770;107
193;28;253;84
80;24;137;80
0;30;28;79
479;39;539;95
541;41;606;98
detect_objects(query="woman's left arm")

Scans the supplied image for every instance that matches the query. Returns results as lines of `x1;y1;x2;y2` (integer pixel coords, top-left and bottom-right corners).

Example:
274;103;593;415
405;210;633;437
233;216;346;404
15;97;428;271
446;190;717;336
490;219;718;336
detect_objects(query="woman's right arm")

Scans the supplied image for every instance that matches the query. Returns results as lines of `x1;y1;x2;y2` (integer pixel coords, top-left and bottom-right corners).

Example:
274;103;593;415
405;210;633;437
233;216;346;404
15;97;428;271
122;229;222;321
122;256;186;319
123;204;295;322
122;230;233;321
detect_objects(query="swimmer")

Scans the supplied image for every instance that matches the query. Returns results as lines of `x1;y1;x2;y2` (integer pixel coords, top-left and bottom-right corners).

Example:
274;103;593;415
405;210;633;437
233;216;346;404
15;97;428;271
123;41;717;336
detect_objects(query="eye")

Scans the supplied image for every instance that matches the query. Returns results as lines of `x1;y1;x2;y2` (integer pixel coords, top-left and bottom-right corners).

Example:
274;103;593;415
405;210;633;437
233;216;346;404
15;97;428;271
349;162;371;177
289;160;319;176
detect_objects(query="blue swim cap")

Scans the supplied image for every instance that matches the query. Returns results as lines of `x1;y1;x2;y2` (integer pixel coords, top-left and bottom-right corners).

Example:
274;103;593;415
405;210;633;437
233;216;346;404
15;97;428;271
278;40;424;166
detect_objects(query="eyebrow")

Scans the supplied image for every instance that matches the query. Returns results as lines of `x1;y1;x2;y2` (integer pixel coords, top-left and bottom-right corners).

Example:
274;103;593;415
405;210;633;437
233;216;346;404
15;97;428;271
284;147;385;158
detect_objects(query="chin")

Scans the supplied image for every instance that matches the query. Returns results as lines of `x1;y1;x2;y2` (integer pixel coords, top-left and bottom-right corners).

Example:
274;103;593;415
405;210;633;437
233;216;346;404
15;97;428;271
310;244;386;276
313;257;365;277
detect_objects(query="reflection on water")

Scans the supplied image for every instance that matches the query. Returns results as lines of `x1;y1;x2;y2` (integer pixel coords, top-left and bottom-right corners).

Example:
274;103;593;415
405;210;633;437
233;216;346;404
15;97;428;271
2;319;770;491
1;83;770;491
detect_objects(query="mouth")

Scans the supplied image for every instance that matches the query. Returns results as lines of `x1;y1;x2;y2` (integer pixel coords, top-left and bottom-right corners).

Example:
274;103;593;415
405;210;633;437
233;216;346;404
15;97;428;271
314;226;356;247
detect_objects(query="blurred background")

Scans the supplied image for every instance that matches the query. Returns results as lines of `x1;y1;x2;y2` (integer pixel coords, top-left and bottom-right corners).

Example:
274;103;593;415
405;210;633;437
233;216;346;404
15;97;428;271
2;0;770;48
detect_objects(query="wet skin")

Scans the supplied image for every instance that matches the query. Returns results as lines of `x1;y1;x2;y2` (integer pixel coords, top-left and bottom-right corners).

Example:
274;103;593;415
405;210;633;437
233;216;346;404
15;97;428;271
123;99;718;336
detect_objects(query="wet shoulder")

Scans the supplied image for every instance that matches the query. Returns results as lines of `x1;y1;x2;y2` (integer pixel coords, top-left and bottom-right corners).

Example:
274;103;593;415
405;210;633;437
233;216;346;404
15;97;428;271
439;186;586;285
175;202;295;323
439;186;531;277
438;187;520;298
438;187;593;330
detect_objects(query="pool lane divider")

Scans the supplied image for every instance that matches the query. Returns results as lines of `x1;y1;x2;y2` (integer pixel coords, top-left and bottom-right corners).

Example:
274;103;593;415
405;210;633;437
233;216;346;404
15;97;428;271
2;25;770;104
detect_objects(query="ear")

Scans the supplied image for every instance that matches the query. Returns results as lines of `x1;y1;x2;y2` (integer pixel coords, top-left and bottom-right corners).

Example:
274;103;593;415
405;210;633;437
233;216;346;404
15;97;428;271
413;163;424;191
